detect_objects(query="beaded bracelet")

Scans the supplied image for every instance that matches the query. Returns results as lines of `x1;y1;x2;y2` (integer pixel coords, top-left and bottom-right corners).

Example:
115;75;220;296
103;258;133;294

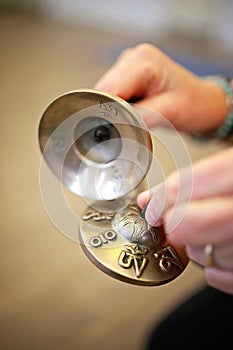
206;75;233;140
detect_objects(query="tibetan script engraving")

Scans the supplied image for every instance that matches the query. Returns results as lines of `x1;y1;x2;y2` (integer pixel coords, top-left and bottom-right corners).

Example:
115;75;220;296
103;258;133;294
118;244;148;278
82;211;115;222
89;231;117;248
154;246;184;272
99;101;118;119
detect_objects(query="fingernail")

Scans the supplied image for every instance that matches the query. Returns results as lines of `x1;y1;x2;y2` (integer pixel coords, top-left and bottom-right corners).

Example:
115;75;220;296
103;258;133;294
145;209;155;226
140;204;148;220
146;208;163;227
94;85;105;91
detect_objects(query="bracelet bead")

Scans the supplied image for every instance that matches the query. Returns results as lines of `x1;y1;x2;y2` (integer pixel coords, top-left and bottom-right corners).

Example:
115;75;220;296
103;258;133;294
205;75;233;140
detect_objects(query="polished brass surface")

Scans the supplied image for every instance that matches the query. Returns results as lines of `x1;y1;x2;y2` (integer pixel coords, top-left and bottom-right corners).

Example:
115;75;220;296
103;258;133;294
38;89;153;201
39;88;189;286
80;204;189;286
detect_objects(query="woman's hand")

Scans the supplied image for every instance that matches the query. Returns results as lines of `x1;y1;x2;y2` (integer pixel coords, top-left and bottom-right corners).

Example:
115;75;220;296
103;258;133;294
137;147;233;294
95;43;227;133
95;43;233;294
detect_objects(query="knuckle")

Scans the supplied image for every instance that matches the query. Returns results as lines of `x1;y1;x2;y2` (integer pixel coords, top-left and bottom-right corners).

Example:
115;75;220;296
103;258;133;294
140;62;156;82
134;43;159;58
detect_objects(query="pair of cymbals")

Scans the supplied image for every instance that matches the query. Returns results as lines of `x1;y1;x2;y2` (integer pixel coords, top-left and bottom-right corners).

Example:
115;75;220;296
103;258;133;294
38;89;189;286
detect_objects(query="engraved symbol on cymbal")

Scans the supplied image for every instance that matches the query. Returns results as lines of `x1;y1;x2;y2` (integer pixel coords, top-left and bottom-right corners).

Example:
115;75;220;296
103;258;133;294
154;246;184;272
38;89;189;286
82;210;114;222
113;207;165;248
118;244;148;278
89;231;117;248
79;204;189;285
99;101;118;118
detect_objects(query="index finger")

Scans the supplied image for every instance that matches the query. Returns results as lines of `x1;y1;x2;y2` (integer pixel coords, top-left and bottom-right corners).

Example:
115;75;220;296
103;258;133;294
141;147;233;227
94;46;160;101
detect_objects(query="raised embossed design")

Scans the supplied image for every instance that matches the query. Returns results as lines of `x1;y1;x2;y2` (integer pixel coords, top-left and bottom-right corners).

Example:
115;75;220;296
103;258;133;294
114;208;164;247
82;211;114;222
118;244;148;278
89;231;117;248
154;246;184;272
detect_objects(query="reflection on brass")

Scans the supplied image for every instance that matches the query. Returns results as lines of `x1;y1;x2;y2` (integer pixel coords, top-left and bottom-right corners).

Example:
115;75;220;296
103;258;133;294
113;206;165;248
38;89;152;201
80;203;189;286
39;89;189;286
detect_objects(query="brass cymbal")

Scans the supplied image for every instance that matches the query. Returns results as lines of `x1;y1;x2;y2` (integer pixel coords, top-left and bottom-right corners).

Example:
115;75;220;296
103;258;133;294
38;89;189;286
80;203;189;286
38;89;152;201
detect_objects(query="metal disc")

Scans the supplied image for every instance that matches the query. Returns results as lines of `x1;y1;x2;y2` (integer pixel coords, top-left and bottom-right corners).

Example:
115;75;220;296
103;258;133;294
38;89;153;201
79;203;189;286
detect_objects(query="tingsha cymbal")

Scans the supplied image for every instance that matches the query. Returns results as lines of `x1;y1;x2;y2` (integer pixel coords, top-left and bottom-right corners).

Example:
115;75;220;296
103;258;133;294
80;203;189;286
38;89;152;201
38;89;189;286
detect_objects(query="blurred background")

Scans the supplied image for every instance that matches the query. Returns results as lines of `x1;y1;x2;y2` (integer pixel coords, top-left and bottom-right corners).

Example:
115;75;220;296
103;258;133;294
0;1;232;350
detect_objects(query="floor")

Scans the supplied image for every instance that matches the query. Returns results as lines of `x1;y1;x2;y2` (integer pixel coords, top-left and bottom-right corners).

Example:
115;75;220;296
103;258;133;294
0;12;230;350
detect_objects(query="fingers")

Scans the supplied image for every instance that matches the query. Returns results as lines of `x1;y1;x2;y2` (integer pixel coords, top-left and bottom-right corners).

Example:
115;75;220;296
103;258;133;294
133;93;181;129
137;185;161;210
94;44;164;101
186;239;233;271
166;197;233;244
186;242;233;294
187;147;233;199
138;147;233;227
95;60;148;100
169;197;233;296
205;268;233;295
137;166;193;226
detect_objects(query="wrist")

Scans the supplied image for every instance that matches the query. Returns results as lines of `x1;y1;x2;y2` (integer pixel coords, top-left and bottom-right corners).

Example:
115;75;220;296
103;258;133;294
194;76;233;141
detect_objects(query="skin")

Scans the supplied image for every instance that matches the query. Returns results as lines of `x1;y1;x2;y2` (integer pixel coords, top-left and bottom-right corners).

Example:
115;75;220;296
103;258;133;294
95;43;233;294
